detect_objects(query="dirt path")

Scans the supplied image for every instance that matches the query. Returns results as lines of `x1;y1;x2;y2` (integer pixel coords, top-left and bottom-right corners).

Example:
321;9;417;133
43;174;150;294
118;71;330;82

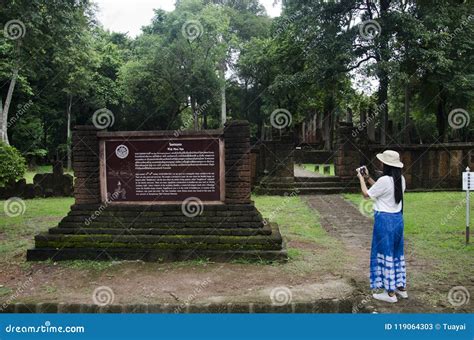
304;194;455;313
294;165;324;178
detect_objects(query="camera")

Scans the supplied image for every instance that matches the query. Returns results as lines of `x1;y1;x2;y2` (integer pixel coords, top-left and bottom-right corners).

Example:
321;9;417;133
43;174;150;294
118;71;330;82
357;166;368;176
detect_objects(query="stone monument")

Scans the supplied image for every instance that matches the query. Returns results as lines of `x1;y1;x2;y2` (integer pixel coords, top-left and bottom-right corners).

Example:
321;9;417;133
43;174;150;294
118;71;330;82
27;121;287;261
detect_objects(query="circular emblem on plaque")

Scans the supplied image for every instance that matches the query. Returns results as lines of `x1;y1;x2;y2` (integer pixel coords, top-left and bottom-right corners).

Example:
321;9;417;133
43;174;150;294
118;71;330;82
115;145;129;159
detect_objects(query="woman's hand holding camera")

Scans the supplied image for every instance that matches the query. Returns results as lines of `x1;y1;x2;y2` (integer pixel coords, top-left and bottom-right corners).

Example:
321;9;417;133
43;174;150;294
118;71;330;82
356;166;369;180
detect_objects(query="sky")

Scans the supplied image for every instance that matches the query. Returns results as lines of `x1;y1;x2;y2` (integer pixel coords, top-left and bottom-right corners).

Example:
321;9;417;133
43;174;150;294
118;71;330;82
95;0;282;37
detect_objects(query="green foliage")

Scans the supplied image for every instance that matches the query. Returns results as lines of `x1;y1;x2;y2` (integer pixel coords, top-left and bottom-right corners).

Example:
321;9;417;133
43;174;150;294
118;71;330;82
0;142;27;186
118;0;236;130
1;0;472;152
10;115;44;157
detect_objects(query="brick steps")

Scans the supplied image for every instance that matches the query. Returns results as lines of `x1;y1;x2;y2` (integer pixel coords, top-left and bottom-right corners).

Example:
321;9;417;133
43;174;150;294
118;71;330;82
294;176;343;183
67;210;258;217
26;247;288;262
255;176;360;195
58;222;265;229
61;216;263;223
28;203;287;262
260;181;358;189
34;231;282;248
259;187;359;195
27;221;287;262
58;204;266;229
48;225;273;236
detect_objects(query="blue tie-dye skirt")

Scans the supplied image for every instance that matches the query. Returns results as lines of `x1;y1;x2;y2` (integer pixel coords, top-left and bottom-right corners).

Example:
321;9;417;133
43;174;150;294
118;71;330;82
370;211;406;292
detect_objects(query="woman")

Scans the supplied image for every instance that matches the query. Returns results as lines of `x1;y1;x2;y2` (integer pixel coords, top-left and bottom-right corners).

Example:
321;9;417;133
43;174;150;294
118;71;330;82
357;150;407;303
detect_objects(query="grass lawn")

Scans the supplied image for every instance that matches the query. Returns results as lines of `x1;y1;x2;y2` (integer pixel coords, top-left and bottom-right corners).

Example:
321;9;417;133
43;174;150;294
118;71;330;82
345;192;474;288
0;195;352;305
300;163;335;176
24;165;74;184
253;195;346;273
0;197;74;260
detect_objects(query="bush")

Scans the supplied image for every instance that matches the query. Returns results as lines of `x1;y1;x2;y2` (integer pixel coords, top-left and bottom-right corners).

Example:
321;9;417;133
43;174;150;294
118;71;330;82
0;142;27;187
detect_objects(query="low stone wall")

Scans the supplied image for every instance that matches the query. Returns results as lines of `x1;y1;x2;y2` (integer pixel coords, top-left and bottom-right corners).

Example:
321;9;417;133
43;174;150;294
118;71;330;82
367;143;474;190
294;148;334;164
0;299;356;314
250;146;260;187
259;138;295;183
334;122;362;181
0;163;73;200
334;122;474;190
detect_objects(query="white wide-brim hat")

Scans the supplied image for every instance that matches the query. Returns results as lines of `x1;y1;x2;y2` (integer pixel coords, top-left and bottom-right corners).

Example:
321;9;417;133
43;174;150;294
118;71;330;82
376;150;404;168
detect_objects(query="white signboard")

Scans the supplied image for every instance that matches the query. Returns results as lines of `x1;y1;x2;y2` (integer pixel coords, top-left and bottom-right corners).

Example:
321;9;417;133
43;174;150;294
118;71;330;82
463;172;474;191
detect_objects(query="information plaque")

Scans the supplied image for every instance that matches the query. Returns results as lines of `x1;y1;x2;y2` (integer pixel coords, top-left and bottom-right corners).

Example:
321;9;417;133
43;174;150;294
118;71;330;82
462;171;473;191
99;136;224;203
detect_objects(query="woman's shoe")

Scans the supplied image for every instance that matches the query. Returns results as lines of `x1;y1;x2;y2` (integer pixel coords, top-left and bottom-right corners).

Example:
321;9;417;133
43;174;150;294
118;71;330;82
373;291;398;303
395;288;408;299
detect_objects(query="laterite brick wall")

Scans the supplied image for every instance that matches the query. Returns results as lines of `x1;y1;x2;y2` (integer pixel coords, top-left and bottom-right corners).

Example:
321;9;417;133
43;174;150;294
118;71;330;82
334;122;474;190
223;120;251;204
72;126;101;204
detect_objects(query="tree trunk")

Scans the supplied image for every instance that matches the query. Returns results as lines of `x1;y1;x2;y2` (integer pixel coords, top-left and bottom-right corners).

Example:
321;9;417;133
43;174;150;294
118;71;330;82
325;93;336;150
377;72;389;145
378;0;391;145
0;98;4;143
367;107;376;142
202;109;208;129
436;91;447;142
1;68;19;145
403;83;411;144
346;107;353;124
66;94;73;169
219;61;227;127
323;111;331;150
191;97;198;131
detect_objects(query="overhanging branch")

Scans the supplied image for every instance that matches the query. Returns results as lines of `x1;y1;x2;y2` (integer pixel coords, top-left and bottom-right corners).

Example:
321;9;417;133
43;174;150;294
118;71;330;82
344;55;377;72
